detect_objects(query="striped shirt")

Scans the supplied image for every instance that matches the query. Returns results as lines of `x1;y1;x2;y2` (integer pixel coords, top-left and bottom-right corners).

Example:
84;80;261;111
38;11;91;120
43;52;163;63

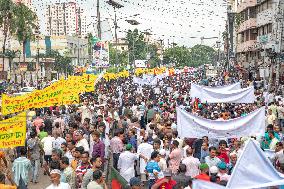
12;157;32;186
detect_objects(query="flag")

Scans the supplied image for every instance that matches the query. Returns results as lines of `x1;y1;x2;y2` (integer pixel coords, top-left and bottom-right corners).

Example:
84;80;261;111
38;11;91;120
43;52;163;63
110;167;128;189
227;139;284;188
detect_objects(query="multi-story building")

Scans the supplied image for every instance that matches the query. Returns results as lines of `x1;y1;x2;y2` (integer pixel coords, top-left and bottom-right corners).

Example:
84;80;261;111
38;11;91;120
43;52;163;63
235;0;284;82
45;2;87;37
236;0;258;75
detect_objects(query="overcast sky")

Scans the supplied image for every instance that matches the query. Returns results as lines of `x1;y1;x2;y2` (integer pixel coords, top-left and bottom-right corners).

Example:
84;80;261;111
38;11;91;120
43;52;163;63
33;0;227;47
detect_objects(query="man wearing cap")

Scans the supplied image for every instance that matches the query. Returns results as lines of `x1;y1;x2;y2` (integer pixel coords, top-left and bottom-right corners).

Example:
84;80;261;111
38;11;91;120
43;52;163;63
129;177;142;189
117;144;138;182
195;163;210;181
151;169;177;189
46;169;71;189
217;162;230;181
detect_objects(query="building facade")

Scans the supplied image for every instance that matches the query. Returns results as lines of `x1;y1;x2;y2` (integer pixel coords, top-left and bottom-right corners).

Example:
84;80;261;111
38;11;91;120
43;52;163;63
235;0;284;83
45;2;87;37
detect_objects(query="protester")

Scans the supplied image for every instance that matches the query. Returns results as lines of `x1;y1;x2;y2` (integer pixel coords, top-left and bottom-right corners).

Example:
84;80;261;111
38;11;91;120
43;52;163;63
12;148;32;186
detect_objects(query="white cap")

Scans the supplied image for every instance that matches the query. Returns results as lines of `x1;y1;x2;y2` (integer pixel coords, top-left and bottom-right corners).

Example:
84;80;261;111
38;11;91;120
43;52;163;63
209;166;218;174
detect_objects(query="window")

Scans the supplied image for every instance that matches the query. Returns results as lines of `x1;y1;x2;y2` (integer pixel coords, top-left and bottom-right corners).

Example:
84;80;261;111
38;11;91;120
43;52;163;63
268;24;272;33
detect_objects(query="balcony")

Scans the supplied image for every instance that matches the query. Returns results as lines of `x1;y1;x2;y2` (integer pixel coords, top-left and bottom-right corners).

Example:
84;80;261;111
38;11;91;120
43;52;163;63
238;18;257;33
237;40;257;53
237;0;257;13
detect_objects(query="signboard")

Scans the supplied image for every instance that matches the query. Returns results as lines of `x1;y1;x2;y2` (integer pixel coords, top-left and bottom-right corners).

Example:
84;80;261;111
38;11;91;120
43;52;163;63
92;41;110;68
135;60;147;68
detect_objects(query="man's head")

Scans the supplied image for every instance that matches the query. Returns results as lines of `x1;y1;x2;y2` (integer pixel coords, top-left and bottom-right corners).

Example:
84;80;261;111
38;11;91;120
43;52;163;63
186;146;194;156
153;139;161;150
268;130;275;139
50;169;61;185
75;130;84;141
202;142;209;150
51;149;62;161
209;146;217;158
30;131;36;139
171;140;179;149
61;142;67;153
163;168;172;180
276;142;283;152
217;161;227;174
67;140;76;151
178;163;186;174
90;155;103;169
93;170;103;183
81;151;90;164
92;130;101;142
219;140;227;150
229;152;237;165
60;156;69;169
74;146;84;158
129;177;142;189
199;163;209;174
151;151;160;162
65;133;73;142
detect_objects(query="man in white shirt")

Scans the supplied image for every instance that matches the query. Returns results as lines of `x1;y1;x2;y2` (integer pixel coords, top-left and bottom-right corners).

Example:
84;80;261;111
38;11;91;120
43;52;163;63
41;131;55;164
46;169;71;189
79;99;93;124
267;109;276;125
137;136;153;182
182;147;200;178
118;144;138;182
75;130;90;152
269;131;279;150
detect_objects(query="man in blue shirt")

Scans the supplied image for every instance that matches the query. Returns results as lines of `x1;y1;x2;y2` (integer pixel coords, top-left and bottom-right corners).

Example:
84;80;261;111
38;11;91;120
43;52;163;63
145;151;161;189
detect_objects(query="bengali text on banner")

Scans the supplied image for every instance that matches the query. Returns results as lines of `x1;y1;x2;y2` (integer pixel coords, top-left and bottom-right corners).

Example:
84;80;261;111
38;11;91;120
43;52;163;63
0;112;27;148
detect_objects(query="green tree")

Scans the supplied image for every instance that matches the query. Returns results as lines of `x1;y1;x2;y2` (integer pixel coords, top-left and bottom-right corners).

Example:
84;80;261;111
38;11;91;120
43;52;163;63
14;3;38;64
109;44;128;66
86;33;94;63
163;46;191;67
4;49;20;80
0;0;17;71
126;29;147;64
188;45;216;67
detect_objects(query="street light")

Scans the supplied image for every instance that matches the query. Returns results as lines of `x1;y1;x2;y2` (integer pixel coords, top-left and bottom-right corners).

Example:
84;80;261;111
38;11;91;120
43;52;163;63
106;0;124;67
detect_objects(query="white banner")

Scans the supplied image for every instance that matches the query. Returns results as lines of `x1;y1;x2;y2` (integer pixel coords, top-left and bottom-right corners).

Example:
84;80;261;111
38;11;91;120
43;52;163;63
227;140;284;189
191;83;255;103
133;74;165;86
192;180;226;189
176;107;266;139
190;82;241;100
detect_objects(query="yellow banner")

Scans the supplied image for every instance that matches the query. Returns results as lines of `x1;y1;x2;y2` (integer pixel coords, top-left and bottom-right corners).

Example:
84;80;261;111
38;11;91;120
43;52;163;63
2;80;64;115
0;112;26;148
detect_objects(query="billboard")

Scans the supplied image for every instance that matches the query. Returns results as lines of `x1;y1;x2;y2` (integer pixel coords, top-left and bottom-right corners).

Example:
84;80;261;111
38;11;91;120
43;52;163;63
92;41;110;68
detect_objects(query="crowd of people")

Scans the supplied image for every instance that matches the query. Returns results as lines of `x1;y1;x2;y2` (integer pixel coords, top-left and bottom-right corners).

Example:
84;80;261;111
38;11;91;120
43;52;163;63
0;68;283;189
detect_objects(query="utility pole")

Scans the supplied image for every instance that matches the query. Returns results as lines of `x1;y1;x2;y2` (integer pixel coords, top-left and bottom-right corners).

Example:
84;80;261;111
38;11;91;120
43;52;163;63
106;0;124;68
97;0;102;39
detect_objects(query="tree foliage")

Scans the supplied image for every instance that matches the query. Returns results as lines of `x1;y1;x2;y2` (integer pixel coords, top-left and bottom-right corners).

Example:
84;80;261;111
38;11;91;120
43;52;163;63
163;44;216;67
13;3;38;62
